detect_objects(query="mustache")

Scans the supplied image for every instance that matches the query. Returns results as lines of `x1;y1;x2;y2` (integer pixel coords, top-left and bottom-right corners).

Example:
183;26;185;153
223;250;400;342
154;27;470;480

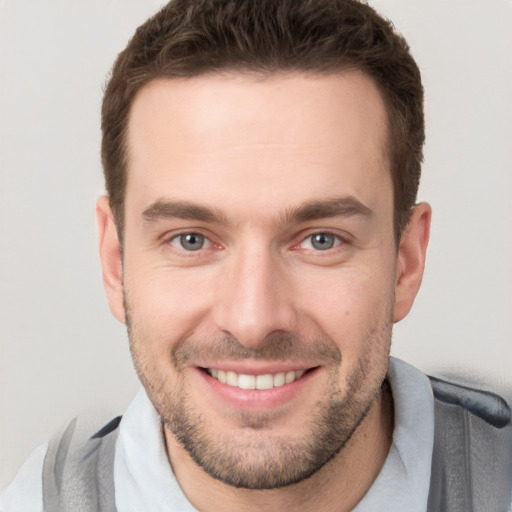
171;331;342;369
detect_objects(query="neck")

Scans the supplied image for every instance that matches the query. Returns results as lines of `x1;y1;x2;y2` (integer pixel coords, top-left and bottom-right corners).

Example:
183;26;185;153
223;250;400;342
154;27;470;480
165;384;394;512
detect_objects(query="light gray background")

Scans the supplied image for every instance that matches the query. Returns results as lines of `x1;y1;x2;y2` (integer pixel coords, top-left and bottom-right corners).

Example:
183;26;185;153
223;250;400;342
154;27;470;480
1;0;511;489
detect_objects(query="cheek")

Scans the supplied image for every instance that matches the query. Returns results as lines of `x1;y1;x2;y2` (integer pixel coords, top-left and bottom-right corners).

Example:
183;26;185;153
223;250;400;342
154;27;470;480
124;264;214;344
296;267;394;351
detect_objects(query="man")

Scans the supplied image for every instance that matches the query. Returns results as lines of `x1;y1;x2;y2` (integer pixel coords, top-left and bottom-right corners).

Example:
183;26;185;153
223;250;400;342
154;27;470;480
1;0;511;510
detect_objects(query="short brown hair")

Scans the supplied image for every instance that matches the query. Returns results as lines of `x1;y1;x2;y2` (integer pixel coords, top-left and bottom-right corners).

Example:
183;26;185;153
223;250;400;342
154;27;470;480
101;0;424;242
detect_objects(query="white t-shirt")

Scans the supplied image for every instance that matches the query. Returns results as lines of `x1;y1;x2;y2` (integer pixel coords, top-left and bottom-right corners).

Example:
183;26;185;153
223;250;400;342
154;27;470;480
0;357;435;511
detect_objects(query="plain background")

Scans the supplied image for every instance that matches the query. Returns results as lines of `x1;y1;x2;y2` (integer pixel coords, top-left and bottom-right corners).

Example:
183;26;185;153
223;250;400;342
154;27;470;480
1;0;511;490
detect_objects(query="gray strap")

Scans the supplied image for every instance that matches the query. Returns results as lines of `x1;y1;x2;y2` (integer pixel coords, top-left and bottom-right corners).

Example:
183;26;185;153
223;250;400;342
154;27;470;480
427;378;512;512
43;417;119;512
429;376;511;428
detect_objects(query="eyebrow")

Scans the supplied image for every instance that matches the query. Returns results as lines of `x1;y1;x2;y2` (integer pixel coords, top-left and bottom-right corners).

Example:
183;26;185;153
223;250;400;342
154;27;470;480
141;195;372;226
283;196;373;224
142;200;230;225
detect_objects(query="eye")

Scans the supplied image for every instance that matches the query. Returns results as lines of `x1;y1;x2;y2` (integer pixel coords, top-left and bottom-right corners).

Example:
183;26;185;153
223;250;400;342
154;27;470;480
169;232;210;251
300;233;342;251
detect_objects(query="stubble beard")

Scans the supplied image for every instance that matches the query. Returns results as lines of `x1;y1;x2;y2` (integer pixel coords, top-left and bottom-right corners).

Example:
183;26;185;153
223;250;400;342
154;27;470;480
125;295;392;490
162;361;382;489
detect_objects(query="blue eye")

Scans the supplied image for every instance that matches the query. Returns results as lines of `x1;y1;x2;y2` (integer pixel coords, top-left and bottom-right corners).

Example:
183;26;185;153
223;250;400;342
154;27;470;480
301;233;341;251
170;233;209;251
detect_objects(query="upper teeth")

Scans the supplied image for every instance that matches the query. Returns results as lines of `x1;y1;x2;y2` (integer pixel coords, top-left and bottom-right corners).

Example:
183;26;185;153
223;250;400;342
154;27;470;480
208;369;306;390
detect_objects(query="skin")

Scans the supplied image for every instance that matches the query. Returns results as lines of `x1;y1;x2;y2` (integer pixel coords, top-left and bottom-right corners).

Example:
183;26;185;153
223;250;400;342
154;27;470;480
97;71;431;511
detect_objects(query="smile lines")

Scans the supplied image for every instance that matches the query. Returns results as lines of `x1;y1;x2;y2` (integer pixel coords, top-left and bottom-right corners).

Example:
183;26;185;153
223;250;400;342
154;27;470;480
206;368;307;390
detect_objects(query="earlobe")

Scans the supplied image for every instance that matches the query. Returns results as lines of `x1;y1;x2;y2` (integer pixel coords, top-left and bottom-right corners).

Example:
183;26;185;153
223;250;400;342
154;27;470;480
393;202;431;323
96;196;126;324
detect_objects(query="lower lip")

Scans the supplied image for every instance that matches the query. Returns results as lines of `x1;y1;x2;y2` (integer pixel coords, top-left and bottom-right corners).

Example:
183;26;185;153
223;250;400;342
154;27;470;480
195;367;319;410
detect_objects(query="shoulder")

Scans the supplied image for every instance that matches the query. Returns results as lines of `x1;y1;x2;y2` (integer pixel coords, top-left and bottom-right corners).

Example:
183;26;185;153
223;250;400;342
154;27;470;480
426;374;512;512
428;374;511;428
0;414;122;512
0;441;47;512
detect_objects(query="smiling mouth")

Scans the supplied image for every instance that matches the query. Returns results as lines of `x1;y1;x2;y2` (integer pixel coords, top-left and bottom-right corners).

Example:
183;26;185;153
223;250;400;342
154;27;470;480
204;368;312;390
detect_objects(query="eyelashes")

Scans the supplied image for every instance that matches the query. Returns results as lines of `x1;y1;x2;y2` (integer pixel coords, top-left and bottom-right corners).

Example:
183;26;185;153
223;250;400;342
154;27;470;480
165;230;346;255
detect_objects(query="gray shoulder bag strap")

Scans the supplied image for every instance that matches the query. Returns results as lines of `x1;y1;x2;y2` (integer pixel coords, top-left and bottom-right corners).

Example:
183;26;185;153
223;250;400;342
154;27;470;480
42;415;121;512
427;377;512;512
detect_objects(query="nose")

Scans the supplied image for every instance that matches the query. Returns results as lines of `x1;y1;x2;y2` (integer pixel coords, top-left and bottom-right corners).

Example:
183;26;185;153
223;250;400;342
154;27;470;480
212;243;298;348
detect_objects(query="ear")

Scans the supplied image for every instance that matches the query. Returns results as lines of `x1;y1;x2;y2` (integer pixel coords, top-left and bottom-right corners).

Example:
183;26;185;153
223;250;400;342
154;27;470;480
393;202;431;323
96;196;126;324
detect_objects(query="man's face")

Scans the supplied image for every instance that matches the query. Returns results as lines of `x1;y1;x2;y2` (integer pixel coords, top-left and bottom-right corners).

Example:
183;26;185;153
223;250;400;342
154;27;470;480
119;71;399;488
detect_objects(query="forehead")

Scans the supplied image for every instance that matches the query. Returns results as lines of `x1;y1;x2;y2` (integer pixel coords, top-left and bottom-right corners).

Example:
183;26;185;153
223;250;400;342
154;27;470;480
125;71;391;222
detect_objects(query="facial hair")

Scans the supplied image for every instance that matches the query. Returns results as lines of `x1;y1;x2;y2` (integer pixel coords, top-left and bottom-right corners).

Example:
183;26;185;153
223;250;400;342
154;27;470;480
125;294;392;490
